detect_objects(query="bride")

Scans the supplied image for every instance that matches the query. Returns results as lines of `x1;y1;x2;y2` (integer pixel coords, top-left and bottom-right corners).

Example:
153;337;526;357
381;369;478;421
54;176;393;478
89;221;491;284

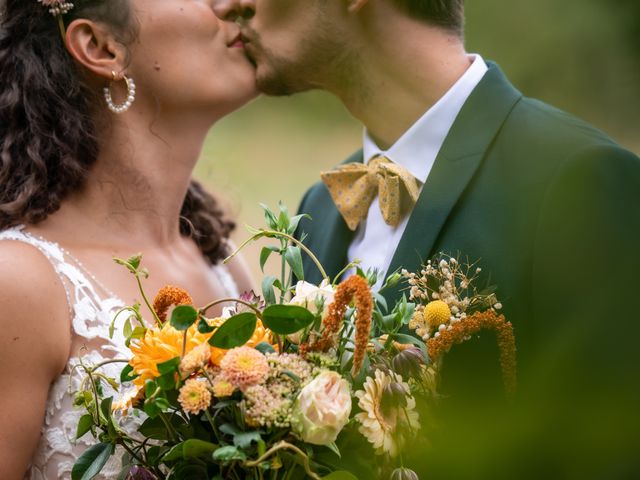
0;0;257;478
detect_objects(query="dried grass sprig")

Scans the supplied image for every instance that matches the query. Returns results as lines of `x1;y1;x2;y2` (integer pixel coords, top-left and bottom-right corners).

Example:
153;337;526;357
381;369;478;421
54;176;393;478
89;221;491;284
427;310;517;397
305;275;373;376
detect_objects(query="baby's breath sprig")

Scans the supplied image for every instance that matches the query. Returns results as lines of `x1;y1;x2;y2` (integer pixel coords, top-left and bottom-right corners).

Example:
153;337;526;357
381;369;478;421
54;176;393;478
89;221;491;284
404;254;502;342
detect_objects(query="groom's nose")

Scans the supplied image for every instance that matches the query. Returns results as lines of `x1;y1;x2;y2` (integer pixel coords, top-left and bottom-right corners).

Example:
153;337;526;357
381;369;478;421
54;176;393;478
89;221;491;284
212;0;256;21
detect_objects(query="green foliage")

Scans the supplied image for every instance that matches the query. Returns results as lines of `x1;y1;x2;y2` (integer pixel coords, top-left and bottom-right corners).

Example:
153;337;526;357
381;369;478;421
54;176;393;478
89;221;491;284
170;305;199;331
208;312;257;349
71;443;113;480
262;304;315;335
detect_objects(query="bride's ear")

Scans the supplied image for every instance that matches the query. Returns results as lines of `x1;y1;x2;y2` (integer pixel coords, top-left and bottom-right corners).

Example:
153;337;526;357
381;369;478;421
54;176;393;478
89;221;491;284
347;0;369;13
64;19;128;81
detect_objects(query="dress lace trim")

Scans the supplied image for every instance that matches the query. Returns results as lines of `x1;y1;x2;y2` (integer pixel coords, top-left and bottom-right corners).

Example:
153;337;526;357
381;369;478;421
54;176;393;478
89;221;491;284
0;226;239;479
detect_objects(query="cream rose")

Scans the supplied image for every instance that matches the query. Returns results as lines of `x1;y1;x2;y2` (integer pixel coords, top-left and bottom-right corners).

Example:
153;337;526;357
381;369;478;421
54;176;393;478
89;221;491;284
290;280;335;316
292;371;352;445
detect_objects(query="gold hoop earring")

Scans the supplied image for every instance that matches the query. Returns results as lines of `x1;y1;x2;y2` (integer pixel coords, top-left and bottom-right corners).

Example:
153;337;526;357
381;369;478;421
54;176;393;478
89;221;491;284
103;71;136;114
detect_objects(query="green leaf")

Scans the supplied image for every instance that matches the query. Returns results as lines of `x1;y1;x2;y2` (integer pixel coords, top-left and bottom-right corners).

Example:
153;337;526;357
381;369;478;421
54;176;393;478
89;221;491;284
99;397;113;424
209;312;257;349
287;213;311;235
255;341;276;355
123;318;133;339
139;416;170;440
372;292;388;312
157;356;181;375
212;445;247;463
260;203;279;230
233;430;262;449
284;246;304;280
321;472;359;480
120;364;138;383
259;246;279;272
170;305;198;331
71;443;113;480
262;304;315;335
197;317;215;334
76;414;94;439
261;275;279;305
162;439;218;462
127;254;142;270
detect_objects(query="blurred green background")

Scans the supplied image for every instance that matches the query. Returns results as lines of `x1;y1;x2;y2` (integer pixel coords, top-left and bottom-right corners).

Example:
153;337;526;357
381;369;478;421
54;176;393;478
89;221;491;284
196;0;640;275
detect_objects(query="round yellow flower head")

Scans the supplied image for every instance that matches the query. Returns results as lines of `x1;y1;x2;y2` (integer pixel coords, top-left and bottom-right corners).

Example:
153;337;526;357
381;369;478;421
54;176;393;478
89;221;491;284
178;378;212;415
424;300;451;329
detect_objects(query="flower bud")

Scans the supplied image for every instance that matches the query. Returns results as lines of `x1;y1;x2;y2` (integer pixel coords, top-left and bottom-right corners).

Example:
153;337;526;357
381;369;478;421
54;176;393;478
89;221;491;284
382;271;403;289
380;382;409;417
126;466;157;480
390;467;419;480
392;347;427;380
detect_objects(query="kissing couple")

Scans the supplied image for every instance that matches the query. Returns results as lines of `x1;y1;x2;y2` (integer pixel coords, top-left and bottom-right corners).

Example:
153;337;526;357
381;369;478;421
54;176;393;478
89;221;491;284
0;0;639;479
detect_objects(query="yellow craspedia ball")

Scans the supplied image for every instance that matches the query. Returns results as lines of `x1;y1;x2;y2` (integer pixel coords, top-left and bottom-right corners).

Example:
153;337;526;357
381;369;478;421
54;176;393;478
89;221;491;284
424;300;451;329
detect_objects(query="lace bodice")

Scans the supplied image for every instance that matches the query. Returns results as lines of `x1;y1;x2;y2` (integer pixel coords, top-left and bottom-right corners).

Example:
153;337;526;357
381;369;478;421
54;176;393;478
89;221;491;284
0;226;239;480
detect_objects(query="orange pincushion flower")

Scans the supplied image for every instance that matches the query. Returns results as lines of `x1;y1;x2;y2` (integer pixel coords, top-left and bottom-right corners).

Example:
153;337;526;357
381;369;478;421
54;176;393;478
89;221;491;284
427;310;517;396
153;285;193;323
306;275;373;377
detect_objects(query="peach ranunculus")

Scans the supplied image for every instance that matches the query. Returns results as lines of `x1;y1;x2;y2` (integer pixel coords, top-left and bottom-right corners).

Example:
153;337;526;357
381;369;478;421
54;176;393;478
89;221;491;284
292;371;352;445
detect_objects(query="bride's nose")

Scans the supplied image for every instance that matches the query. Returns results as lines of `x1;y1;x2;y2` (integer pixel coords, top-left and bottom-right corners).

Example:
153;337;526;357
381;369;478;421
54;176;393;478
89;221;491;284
212;0;256;21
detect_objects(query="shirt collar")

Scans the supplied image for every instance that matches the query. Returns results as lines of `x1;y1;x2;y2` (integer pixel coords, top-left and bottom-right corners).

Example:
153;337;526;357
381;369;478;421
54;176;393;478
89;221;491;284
362;54;489;183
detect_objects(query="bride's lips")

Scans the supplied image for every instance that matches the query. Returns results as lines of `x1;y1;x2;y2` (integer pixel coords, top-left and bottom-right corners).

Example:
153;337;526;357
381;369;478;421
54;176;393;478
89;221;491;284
228;33;245;48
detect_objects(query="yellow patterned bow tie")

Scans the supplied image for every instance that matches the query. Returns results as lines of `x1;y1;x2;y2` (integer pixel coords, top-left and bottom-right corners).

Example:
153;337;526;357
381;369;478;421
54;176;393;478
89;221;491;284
321;156;421;231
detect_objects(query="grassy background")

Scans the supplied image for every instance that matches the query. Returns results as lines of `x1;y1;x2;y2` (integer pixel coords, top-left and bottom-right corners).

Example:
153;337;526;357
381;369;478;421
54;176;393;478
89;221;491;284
196;0;640;278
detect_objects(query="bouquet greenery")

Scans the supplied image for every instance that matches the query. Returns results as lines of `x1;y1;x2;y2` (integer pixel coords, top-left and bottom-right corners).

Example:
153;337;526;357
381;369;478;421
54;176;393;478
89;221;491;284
71;204;516;480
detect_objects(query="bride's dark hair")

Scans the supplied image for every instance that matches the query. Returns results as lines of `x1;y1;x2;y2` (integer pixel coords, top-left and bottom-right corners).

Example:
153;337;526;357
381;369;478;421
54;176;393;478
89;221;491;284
0;0;234;264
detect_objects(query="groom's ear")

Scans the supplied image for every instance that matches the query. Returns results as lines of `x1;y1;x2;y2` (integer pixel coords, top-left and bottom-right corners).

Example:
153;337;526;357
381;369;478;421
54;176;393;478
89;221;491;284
347;0;370;13
64;19;128;83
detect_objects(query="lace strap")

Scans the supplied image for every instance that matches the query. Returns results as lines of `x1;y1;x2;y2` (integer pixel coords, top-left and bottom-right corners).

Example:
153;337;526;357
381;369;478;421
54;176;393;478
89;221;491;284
0;226;75;317
0;226;122;345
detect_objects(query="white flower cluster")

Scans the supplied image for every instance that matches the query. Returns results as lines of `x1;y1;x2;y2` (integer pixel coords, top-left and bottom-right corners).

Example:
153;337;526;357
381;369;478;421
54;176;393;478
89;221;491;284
38;0;74;16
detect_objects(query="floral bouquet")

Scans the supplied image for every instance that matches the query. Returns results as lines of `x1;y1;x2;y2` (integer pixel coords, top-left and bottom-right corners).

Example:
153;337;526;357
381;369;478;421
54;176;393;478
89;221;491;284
71;204;516;480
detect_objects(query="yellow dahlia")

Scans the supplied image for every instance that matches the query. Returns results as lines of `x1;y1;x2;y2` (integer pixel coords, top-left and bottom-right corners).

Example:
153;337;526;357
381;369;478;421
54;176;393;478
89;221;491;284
178;378;212;415
220;346;269;391
129;324;210;388
355;370;420;458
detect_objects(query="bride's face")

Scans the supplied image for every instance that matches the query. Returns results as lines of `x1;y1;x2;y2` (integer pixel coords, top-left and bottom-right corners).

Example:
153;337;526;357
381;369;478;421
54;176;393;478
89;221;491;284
126;0;257;117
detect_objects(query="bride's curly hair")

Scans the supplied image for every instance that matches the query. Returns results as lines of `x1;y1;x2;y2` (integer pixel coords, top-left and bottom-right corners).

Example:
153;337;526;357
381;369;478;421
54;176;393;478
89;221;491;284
0;0;235;264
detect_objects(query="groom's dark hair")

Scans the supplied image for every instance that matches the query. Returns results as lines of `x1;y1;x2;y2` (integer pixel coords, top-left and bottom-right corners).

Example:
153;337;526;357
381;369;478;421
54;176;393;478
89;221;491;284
393;0;465;36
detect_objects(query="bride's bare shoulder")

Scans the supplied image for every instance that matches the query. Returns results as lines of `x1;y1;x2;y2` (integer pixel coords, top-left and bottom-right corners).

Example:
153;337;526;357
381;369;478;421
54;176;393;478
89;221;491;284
0;240;71;374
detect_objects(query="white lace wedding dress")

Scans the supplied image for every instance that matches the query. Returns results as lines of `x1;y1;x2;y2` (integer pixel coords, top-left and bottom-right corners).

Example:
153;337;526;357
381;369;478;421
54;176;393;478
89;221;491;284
0;226;239;480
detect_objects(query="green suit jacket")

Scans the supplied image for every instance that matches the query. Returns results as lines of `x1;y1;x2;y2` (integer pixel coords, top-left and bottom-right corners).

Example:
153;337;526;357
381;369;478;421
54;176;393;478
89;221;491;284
296;63;640;477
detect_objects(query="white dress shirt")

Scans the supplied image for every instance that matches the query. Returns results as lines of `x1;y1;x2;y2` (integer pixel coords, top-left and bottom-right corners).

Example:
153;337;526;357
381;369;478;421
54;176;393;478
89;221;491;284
347;54;489;290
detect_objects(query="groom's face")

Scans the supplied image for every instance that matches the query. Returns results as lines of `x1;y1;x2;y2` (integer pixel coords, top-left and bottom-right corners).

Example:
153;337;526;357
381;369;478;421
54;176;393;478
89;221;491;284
213;0;344;95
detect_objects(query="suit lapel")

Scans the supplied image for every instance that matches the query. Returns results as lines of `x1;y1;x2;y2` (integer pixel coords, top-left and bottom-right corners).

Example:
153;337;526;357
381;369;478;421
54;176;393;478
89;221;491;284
383;64;523;305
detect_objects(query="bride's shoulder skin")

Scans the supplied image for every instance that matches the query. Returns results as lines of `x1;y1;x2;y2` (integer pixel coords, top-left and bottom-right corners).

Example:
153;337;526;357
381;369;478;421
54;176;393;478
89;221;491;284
0;241;70;479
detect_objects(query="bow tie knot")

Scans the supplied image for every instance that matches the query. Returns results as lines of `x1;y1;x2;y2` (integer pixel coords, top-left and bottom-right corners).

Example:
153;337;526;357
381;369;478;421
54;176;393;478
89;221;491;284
321;156;420;231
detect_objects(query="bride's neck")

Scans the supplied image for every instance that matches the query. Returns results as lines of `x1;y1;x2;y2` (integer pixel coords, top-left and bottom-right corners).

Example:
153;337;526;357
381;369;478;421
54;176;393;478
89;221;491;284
59;113;213;249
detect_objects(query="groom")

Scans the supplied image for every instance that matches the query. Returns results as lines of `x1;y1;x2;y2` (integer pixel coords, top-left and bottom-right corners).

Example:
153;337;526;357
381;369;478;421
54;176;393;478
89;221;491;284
214;0;640;476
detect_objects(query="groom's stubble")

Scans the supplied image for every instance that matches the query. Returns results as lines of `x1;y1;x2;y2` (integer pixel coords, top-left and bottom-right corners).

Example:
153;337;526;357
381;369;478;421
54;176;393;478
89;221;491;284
244;12;363;97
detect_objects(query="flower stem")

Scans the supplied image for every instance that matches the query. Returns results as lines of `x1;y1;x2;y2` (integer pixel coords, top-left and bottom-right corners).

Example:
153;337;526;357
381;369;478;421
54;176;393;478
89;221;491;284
244;441;320;480
199;298;263;318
